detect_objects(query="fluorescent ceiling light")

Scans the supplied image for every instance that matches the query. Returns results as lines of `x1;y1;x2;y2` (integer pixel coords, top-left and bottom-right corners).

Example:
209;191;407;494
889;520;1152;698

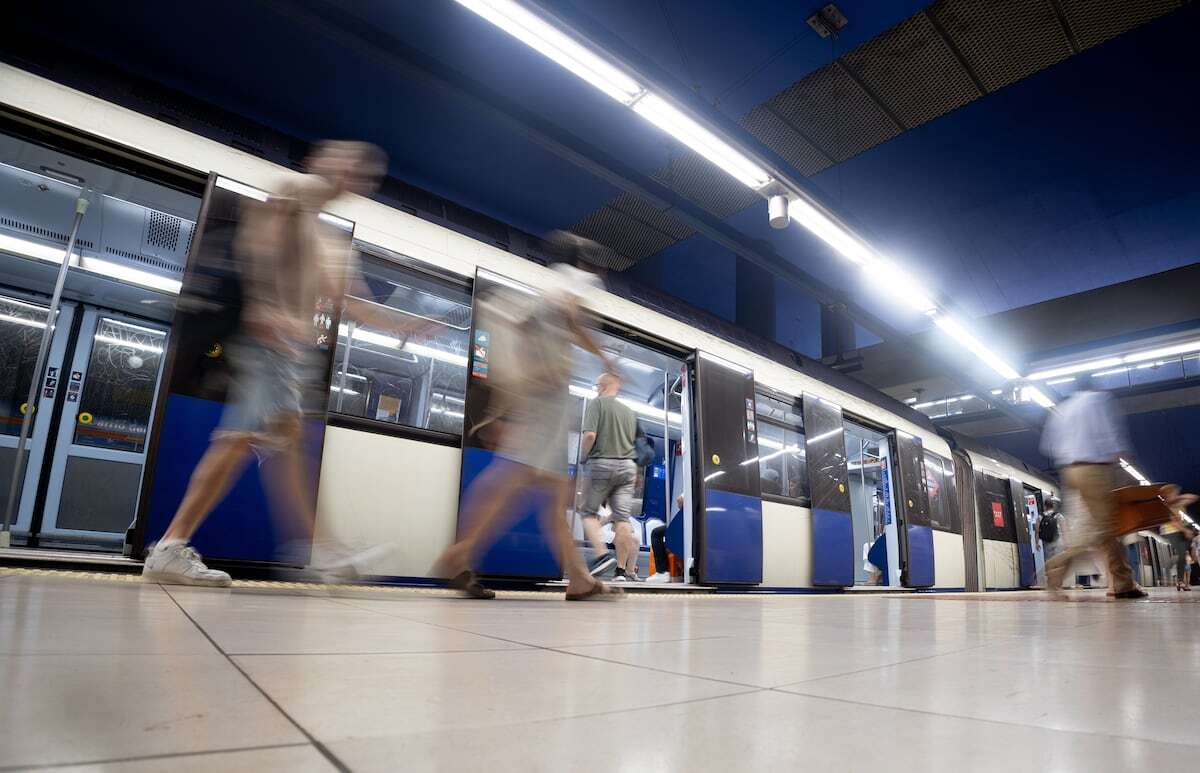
932;314;1020;381
633;94;772;189
1027;357;1123;382
1046;376;1076;386
568;383;682;424
1123;340;1200;364
868;259;936;314
79;256;182;294
337;324;469;367
94;334;163;354
454;0;644;104
215;176;268;201
0;312;47;330
1119;458;1151;486
1092;366;1129;378
1021;386;1055;409
787;199;872;265
0;232;77;263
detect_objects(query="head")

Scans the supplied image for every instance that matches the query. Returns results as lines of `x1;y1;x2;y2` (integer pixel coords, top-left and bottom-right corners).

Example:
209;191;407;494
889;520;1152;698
596;372;621;397
675;494;685;510
305;141;387;198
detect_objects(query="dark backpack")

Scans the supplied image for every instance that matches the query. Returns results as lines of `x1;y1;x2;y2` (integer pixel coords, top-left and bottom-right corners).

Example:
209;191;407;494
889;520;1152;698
1038;514;1060;543
634;427;655;467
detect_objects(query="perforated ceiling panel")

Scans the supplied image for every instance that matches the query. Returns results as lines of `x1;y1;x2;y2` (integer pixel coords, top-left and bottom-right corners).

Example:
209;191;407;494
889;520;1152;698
843;12;983;128
565;0;1184;271
739;105;833;177
1059;0;1183;50
931;0;1073;92
770;64;902;161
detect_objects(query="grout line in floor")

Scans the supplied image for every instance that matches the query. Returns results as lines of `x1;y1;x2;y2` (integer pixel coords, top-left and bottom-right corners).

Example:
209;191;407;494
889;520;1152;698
160;585;353;773
0;741;313;772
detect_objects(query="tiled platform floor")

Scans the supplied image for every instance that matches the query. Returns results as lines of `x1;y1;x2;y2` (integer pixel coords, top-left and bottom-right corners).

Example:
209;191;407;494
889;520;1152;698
2;568;1198;771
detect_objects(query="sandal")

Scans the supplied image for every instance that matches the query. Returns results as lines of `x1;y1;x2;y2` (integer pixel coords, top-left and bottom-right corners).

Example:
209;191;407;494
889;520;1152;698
448;570;496;600
565;580;624;601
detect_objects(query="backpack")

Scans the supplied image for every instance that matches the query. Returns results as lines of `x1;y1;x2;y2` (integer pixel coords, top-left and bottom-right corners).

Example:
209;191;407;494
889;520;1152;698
634;427;655;467
1038;513;1060;544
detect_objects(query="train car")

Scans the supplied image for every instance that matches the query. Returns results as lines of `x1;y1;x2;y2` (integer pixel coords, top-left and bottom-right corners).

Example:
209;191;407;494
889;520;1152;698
2;64;982;591
941;430;1060;591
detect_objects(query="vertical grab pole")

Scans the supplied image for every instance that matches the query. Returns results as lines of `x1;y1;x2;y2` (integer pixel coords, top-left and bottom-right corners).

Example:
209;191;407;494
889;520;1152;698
1;194;90;547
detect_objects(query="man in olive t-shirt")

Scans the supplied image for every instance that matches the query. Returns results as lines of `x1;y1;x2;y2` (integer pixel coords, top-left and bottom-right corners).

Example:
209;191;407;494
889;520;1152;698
579;373;640;581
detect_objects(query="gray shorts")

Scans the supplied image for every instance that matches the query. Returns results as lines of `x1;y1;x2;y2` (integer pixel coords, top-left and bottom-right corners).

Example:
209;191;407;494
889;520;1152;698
579;458;637;522
215;338;314;449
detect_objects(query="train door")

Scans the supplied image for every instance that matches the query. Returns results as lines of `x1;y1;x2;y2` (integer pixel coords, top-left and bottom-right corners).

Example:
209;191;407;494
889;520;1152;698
1023;488;1046;587
893;432;934;588
844;421;901;586
37;310;167;547
2;293;77;540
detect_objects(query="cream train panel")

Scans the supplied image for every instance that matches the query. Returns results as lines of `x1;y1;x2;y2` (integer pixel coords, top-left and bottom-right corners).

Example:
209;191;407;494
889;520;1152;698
0;65;951;461
761;501;811;588
312;428;461;579
983;539;1020;589
932;530;965;589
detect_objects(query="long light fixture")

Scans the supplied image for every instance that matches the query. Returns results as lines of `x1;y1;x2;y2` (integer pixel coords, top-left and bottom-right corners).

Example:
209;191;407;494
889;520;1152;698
1119;458;1151;486
0;231;182;294
94;334;163;354
454;0;643;104
786;199;872;265
632;94;772;189
1028;339;1200;382
932;314;1021;382
337;324;470;367
567;383;682;424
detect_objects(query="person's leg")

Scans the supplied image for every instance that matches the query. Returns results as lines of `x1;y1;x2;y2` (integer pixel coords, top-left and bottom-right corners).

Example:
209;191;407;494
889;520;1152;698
536;473;602;595
578;460;617;574
1069;465;1135;594
259;414;317;546
613;520;636;576
580;515;609;557
608;461;637;576
160;435;255;543
432;459;533;581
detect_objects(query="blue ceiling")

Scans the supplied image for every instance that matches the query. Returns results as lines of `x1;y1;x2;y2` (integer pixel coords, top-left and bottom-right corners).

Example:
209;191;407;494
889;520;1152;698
8;0;1197;351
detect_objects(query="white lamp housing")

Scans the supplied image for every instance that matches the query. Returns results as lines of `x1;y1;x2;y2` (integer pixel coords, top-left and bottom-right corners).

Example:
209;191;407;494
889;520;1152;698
768;195;790;229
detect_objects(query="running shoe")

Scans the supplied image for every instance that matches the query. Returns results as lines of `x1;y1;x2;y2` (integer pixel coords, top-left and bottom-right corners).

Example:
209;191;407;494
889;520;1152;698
588;552;617;577
142;542;232;587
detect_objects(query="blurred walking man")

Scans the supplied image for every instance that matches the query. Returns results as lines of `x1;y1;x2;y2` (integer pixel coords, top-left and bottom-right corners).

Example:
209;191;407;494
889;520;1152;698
579;373;641;582
1039;376;1146;599
143;141;396;586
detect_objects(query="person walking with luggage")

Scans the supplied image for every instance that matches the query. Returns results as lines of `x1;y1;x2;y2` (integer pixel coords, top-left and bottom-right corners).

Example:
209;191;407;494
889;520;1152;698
1039;375;1145;599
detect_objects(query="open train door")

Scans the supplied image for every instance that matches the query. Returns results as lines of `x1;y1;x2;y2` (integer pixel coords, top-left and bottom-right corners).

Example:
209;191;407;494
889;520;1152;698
893;431;935;588
802;395;853;587
1008;477;1037;587
689;352;762;585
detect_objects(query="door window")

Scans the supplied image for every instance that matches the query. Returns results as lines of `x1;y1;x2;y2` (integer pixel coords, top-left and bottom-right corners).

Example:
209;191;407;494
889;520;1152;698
0;296;50;434
71;318;166;453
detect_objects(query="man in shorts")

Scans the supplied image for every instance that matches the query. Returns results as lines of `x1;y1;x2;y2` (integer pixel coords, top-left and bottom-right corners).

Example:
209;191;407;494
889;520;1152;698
579;372;641;582
142;141;400;586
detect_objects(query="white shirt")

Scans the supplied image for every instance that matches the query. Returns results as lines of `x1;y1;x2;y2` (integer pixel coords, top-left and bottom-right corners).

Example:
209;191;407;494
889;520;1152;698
1039;390;1130;467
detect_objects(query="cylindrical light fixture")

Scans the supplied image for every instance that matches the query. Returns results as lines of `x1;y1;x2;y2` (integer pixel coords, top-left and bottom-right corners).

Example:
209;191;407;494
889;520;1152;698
768;194;789;229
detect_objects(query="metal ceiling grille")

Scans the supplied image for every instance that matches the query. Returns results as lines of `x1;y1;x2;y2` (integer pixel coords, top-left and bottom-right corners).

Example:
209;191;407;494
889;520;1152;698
930;0;1074;92
1059;0;1183;50
770;63;902;161
843;12;983;128
740;105;833;177
567;0;1184;271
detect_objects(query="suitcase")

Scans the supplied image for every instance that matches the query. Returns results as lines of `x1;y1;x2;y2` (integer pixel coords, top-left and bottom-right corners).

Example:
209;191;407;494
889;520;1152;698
1113;484;1175;535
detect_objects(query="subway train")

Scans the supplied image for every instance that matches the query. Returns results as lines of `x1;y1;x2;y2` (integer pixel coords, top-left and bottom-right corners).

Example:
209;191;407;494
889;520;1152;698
1;62;1140;594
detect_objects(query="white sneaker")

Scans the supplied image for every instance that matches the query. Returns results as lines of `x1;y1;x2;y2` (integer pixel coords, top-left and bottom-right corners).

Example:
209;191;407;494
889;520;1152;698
142;543;232;587
646;573;672;584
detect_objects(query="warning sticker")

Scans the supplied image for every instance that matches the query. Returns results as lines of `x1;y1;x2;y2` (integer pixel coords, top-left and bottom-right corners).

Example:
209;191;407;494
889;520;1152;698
992;501;1005;527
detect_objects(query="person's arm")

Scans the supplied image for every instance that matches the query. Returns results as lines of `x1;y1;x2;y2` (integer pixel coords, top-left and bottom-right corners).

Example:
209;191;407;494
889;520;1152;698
566;304;617;376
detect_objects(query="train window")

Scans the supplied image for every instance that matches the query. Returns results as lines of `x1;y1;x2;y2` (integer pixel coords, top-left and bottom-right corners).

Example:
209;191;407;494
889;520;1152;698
923;452;961;533
753;392;808;503
329;253;471;437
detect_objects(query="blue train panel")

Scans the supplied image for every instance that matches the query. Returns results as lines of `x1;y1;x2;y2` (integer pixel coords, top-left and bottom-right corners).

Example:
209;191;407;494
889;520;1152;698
1017;542;1037;588
142;394;323;563
905;524;935;588
700;489;762;584
811;507;854;587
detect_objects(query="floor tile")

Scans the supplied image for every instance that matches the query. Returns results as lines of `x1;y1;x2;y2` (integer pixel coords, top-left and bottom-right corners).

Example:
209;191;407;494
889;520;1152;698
233;648;746;742
0;579;212;655
326;689;1197;773
781;649;1200;746
164;587;525;655
42;744;334;772
0;654;305;769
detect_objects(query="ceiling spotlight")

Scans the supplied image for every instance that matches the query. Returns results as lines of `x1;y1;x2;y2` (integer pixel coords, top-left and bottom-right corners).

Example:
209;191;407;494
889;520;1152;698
768;195;790;229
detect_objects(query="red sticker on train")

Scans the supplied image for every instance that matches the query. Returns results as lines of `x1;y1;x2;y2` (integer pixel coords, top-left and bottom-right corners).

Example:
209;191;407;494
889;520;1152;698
992;501;1005;527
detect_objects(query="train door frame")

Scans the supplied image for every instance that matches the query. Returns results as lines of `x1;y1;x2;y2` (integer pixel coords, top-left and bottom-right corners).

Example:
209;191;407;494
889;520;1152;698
953;450;985;592
842;415;903;587
2;289;79;542
36;306;169;547
1022;487;1047;588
